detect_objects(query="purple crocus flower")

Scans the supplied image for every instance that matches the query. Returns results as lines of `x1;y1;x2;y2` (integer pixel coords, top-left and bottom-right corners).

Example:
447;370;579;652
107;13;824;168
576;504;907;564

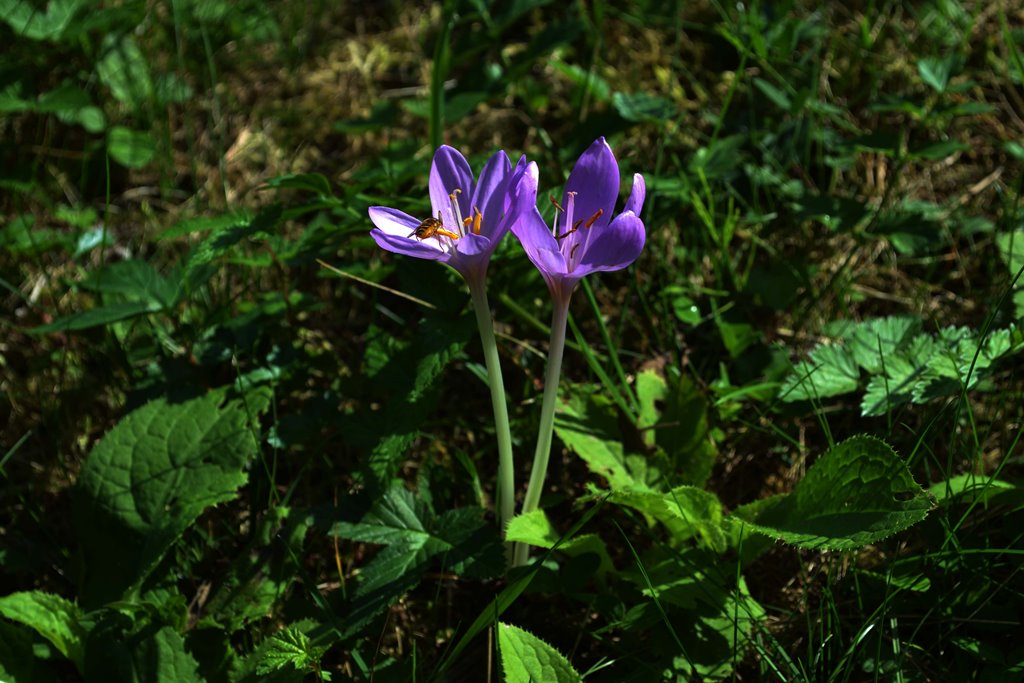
511;136;646;304
369;146;531;284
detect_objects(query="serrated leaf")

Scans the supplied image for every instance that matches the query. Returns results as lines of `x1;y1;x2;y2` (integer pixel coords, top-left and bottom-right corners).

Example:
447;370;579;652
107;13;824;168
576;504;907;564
828;315;921;374
498;622;582;683
506;509;557;547
74;389;261;605
254;626;324;675
0;591;86;669
780;344;860;401
332;484;500;637
737;435;932;549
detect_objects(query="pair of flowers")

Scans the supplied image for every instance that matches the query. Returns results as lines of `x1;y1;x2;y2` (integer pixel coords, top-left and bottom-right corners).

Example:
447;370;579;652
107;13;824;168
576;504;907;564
368;137;645;565
369;137;646;304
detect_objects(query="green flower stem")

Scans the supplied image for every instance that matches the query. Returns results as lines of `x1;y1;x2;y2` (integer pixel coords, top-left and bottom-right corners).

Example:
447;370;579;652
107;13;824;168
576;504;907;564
468;279;515;544
513;298;570;567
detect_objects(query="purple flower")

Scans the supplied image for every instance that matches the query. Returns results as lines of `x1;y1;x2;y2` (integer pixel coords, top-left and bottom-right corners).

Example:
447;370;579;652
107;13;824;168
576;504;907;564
511;137;646;302
369;146;532;283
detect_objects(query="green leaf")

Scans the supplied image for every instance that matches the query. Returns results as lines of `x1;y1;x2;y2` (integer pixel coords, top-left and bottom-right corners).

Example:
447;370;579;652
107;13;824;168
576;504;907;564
97;34;154;110
498;622;582;683
506;509;557;547
108;127;157;168
507;510;614;576
29;300;160;333
254;626;325;676
608;486;728;551
735;435;933;550
780;344;861;401
0;591;86;669
0;0;85;40
74;389;261;605
827;315;921;374
554;390;649;491
612;91;676;123
752;77;792;110
918;56;956;93
85;623;202;682
79;259;178;308
332;484;502;637
635;370;717;487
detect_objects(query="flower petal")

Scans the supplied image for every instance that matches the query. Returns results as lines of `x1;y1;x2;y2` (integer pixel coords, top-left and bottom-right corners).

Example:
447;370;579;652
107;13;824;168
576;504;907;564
453;232;492;258
369;206;422;237
470;150;511;238
370;228;447;260
504;155;530;213
624;173;646;217
574;211;645;275
511;206;559;265
429;145;473;226
562;137;620;234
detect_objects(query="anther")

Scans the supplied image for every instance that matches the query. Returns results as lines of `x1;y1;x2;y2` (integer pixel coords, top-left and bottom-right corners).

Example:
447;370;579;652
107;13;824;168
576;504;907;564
549;196;565;213
584;209;603;229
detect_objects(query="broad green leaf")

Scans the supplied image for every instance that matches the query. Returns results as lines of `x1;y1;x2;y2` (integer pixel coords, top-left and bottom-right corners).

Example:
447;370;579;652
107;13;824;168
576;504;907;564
74;389;261;605
498;622;582;683
0;0;85;39
108;127;156;168
79;259;178;308
928;474;1017;505
555;389;655;491
97;34;154;110
30;300;159;333
608;486;728;552
0;591;85;669
780;344;860;402
735;435;933;550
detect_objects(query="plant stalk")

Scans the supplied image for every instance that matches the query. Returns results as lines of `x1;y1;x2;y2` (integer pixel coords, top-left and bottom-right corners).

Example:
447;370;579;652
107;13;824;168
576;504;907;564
513;298;570;567
468;280;515;551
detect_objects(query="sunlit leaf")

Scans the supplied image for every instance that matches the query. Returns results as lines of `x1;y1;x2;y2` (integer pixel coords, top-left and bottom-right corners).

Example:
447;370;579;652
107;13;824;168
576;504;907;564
734;435;933;549
498;622;582;683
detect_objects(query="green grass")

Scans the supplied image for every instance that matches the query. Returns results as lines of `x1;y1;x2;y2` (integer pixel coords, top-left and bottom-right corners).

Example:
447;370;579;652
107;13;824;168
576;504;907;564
2;0;1023;681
